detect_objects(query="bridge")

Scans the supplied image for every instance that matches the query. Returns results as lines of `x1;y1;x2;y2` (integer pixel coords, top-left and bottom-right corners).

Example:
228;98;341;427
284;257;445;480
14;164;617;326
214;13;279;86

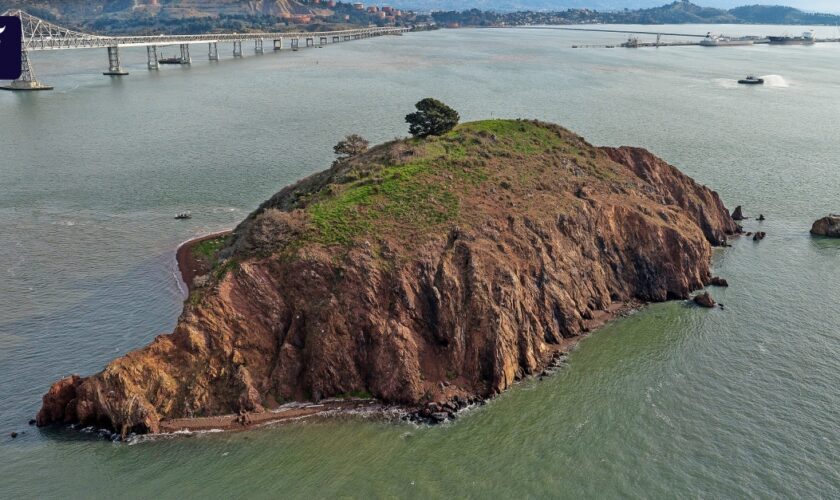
1;10;410;91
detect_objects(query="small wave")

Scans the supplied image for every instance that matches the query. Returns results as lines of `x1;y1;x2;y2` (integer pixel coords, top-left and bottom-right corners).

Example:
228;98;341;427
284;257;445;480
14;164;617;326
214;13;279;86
127;427;225;445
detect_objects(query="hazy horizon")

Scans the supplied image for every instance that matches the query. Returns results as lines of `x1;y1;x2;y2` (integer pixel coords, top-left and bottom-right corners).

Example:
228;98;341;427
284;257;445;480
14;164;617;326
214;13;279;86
391;1;840;14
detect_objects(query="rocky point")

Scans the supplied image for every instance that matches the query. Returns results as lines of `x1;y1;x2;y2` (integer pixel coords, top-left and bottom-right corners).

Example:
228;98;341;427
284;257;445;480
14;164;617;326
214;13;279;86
37;120;737;436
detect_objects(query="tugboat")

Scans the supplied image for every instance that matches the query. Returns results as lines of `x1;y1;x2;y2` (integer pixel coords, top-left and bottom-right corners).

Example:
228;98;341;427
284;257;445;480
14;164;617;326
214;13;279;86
621;36;640;48
738;75;764;85
175;211;192;220
700;33;754;47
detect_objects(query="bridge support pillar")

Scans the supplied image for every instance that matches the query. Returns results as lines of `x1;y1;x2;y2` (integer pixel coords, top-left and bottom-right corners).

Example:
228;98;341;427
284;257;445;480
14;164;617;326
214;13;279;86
103;46;129;76
291;39;299;50
273;38;283;51
208;42;219;61
344;35;351;41
255;39;264;54
0;46;53;91
233;40;243;57
333;36;340;43
319;37;327;47
179;44;191;64
306;37;314;48
147;46;159;70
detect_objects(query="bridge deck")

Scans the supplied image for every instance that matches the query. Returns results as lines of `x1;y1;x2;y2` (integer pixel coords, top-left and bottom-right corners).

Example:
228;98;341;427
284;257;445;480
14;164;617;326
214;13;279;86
2;9;409;51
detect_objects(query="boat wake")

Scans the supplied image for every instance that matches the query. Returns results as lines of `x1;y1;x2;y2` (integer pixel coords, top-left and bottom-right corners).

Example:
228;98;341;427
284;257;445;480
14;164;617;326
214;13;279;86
714;75;789;89
713;78;739;89
760;74;789;88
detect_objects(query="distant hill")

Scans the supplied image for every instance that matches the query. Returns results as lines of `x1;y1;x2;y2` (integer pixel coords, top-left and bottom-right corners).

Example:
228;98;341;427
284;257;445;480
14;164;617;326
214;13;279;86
3;0;838;30
392;0;839;12
0;0;328;20
429;1;840;25
0;1;410;34
728;4;840;23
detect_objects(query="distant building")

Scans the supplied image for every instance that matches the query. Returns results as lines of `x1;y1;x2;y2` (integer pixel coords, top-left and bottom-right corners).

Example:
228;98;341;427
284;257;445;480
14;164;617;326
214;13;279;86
353;3;365;10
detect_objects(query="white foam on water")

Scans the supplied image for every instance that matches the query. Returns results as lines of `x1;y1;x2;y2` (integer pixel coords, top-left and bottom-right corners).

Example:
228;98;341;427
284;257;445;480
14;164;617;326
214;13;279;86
713;78;739;89
760;74;789;88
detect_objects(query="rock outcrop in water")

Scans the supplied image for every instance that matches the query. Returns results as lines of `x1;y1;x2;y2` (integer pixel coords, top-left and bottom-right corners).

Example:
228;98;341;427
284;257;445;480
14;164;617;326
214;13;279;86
810;215;840;237
693;292;716;308
37;120;737;436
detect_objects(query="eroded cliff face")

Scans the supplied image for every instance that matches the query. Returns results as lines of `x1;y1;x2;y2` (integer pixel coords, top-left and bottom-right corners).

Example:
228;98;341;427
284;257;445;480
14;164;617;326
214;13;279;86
37;120;737;435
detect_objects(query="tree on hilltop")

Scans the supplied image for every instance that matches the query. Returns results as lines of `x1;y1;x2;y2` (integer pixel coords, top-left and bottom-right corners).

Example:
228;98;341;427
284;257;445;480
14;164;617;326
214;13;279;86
405;98;460;138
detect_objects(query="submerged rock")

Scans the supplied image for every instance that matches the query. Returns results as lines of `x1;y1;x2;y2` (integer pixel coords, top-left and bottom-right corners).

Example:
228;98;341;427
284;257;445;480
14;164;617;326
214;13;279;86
753;232;766;241
810;215;840;237
731;206;746;221
36;120;738;436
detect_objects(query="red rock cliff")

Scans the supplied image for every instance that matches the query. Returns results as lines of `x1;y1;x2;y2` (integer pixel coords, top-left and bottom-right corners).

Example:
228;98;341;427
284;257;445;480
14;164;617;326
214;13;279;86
37;121;737;435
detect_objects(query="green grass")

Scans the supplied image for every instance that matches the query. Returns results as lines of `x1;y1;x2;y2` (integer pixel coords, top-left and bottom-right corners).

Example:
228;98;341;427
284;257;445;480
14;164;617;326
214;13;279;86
309;161;459;246
305;120;569;246
455;120;566;155
213;259;239;280
192;236;229;259
187;290;203;306
335;390;373;400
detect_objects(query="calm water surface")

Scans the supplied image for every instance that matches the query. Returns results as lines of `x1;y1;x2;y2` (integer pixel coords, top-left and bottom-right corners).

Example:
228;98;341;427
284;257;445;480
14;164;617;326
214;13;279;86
1;25;839;498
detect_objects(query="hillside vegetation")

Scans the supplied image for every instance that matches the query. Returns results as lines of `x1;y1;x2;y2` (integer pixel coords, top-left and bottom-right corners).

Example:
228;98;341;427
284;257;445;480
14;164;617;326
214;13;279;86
37;119;738;436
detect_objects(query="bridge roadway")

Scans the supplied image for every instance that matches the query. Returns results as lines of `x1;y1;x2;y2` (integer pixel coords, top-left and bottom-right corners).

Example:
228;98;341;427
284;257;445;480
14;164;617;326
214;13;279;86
1;9;411;91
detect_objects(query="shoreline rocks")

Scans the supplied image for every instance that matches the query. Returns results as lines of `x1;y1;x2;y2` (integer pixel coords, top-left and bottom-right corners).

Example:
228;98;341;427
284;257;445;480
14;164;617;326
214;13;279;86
709;277;729;287
693;292;716;308
810;215;840;237
35;120;738;437
731;206;746;221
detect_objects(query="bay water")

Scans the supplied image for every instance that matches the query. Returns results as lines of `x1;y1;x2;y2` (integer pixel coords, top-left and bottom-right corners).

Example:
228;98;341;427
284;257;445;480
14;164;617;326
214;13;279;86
1;25;839;498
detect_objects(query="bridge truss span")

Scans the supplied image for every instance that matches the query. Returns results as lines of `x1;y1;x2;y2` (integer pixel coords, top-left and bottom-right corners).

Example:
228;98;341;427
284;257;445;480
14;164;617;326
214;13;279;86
1;9;410;90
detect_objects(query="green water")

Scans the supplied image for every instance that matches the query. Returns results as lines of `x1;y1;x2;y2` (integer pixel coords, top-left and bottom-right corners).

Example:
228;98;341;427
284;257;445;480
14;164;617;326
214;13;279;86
1;26;839;498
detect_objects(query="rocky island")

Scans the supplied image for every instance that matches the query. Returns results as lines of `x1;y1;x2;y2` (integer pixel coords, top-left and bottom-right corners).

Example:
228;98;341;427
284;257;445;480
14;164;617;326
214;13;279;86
37;119;737;436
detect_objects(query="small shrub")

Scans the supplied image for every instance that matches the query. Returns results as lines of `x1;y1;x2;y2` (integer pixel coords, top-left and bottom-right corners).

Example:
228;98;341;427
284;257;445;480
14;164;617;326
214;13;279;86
333;134;369;159
247;209;308;255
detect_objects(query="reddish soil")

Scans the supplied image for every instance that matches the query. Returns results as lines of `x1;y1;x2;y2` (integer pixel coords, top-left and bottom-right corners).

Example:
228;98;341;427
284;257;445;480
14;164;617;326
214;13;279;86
176;231;232;291
36;121;737;437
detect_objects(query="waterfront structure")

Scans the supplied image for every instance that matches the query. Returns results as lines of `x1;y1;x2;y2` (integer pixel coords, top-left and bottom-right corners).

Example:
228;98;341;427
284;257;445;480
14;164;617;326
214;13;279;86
0;9;409;91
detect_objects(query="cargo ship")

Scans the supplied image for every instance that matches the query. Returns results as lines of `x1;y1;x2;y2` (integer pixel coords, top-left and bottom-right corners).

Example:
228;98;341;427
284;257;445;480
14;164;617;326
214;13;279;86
768;31;815;45
700;33;754;47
